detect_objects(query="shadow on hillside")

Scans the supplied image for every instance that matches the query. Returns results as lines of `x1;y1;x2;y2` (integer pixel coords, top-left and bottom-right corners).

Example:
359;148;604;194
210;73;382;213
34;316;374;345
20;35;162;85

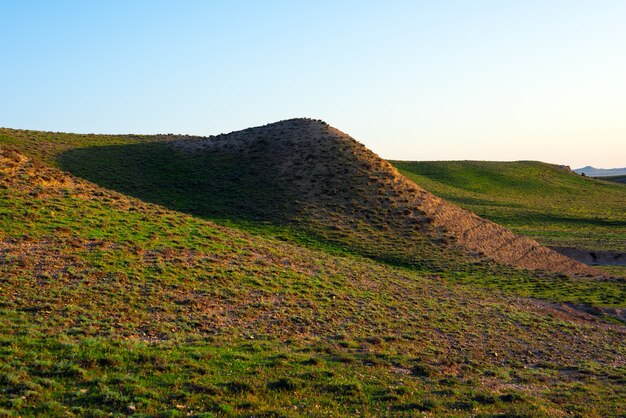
58;141;296;224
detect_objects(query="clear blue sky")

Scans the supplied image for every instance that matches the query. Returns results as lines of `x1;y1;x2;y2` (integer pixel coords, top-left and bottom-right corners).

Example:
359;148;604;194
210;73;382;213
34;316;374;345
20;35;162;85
2;1;625;168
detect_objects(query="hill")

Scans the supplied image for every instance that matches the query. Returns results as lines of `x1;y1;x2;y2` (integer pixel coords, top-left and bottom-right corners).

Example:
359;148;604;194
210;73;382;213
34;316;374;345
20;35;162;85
1;140;626;416
16;119;588;277
574;166;626;177
391;160;626;257
2;123;625;303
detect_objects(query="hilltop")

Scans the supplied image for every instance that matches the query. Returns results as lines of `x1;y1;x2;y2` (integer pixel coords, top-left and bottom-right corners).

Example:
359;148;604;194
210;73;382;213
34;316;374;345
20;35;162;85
1;136;626;415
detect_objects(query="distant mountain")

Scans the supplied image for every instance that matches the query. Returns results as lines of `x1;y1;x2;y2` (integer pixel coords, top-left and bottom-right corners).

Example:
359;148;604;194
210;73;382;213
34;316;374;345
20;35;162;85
574;166;626;177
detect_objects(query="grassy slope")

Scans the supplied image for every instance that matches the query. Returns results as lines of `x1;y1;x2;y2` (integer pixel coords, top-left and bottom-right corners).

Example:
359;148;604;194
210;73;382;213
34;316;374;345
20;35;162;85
2;140;626;417
1;124;591;276
391;160;626;252
2;128;625;306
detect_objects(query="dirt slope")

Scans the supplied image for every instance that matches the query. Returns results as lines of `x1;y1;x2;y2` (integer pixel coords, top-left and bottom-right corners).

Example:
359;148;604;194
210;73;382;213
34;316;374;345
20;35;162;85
170;118;593;276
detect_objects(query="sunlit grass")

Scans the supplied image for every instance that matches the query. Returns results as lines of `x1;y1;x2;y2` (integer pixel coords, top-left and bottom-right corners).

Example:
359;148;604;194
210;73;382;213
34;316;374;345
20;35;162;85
392;160;626;252
1;129;625;415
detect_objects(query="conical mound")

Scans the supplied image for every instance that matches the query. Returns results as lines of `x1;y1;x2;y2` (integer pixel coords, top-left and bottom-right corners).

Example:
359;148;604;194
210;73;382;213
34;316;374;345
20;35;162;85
169;118;592;276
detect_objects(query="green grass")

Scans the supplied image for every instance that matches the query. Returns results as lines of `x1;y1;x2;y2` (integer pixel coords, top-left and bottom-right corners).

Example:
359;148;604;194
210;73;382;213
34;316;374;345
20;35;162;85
391;160;626;252
1;144;625;416
1;128;625;305
2;128;502;275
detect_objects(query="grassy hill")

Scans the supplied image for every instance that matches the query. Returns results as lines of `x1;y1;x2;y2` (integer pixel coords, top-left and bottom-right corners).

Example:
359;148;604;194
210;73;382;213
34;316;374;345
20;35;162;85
0;122;593;277
391;160;626;254
1;125;626;416
1;123;624;303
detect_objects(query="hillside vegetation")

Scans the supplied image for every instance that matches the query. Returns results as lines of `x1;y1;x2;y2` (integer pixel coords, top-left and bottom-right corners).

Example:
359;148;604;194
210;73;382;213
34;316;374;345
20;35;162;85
391;160;626;253
1;140;626;416
1;124;625;305
0;122;593;277
1;123;626;415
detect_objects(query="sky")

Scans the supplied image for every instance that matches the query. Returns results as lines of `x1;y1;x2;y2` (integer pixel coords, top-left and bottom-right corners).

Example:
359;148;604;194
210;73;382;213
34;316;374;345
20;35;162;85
1;1;625;168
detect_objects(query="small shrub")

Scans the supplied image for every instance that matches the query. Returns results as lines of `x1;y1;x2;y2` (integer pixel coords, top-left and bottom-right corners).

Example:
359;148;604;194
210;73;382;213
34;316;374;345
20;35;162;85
410;363;435;378
267;377;301;392
222;381;254;394
473;392;496;404
392;399;437;412
318;382;362;397
500;392;525;402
